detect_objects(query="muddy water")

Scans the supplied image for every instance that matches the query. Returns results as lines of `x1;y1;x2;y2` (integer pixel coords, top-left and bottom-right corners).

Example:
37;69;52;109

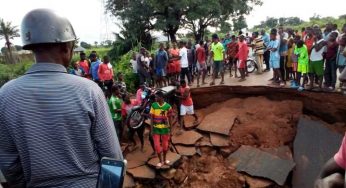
126;86;346;188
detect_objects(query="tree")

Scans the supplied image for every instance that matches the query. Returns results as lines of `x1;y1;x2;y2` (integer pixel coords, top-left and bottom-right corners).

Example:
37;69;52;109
232;15;248;32
94;41;98;47
0;18;20;64
80;41;92;49
182;0;261;41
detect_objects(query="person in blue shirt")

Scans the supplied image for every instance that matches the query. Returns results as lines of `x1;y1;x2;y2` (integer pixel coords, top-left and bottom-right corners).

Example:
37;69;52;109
261;29;271;71
223;33;232;51
267;28;284;87
155;43;169;88
278;25;289;83
89;53;101;86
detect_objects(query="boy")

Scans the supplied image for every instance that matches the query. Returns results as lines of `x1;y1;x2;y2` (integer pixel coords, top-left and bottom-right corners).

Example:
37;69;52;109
236;34;249;81
309;31;326;91
196;40;207;87
251;32;265;73
324;32;339;91
227;35;239;77
176;79;198;128
150;91;173;168
108;85;123;142
210;34;225;85
294;40;309;91
268;29;285;86
337;35;346;92
288;37;298;88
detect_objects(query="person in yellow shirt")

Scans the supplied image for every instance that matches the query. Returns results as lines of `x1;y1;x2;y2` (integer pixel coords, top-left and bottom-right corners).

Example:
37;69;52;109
210;34;225;85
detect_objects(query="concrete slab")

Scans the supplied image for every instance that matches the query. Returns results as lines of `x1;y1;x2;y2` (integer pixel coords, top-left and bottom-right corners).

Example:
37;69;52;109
228;145;295;186
196;136;213;147
292;117;343;188
210;133;230;147
160;168;177;179
127;165;155;179
261;146;293;160
175;145;197;156
197;108;237;135
147;152;181;169
127;160;146;169
171;130;203;145
123;174;136;188
245;175;274;188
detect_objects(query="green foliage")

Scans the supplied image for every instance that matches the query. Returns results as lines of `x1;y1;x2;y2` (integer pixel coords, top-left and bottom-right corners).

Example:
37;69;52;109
252;15;345;31
80;41;92;49
0;60;33;87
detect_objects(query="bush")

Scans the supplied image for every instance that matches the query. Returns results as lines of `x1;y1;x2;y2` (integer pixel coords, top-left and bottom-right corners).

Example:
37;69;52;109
0;60;33;87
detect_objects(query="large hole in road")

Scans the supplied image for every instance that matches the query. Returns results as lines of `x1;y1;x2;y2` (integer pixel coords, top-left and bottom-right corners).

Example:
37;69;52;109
124;86;346;188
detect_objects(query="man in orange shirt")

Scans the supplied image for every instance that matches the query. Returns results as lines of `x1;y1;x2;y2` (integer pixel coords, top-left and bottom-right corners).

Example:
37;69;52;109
98;56;114;94
176;79;198;128
77;52;91;79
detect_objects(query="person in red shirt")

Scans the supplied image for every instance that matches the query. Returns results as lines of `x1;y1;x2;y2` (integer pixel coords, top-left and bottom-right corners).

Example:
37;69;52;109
236;35;249;82
169;42;181;80
304;29;315;55
98;56;114;94
77;52;91;79
227;35;239;77
176;79;198;128
196;40;207;87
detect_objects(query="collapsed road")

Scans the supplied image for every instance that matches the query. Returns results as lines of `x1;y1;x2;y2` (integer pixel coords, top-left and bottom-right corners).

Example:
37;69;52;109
123;86;346;188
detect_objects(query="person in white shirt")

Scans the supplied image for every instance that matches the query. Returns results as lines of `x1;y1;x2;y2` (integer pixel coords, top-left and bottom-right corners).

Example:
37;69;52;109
178;41;192;85
309;31;327;91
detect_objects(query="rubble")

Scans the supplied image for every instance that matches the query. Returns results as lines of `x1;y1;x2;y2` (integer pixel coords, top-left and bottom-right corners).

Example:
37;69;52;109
210;133;230;147
171;130;203;145
175;145;197;156
127;165;155;179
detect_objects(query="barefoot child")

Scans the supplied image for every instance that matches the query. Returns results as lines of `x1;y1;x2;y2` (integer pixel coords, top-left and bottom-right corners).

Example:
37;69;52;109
268;29;285;86
294;40;309;91
150;91;173;168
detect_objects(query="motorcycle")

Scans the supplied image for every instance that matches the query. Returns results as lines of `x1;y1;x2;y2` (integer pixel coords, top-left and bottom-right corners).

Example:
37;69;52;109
126;85;176;129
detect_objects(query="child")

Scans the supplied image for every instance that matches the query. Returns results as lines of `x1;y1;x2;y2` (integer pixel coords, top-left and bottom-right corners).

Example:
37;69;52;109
288;35;300;89
309;31;326;91
268;29;284;86
108;85;123;142
236;34;249;82
150;91;173;168
116;72;127;95
196;40;207;87
122;94;145;152
337;35;346;92
294;40;309;91
69;61;85;77
324;32;339;91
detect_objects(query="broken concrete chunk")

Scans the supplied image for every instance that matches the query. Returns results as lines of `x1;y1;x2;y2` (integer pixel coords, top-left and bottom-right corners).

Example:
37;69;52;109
172;130;203;145
228;145;295;186
160;168;177;179
245;175;274;188
147;152;181;169
292;117;343;188
127;165;155;179
261;146;293;161
123;174;136;188
197;108;237;135
127;160;146;169
210;133;230;147
175;145;197;156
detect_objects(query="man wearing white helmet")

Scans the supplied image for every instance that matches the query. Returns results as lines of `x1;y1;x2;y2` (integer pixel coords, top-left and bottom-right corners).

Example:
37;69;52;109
0;9;122;187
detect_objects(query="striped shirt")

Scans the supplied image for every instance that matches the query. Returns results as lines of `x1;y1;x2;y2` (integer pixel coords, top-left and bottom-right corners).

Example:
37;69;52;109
252;37;265;55
0;63;123;187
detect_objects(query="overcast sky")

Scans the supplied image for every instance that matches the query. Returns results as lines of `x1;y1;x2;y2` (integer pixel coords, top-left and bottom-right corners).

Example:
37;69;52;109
0;0;345;46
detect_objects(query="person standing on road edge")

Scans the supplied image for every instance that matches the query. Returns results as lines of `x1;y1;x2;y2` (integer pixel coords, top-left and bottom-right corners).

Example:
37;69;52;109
196;40;207;87
150;91;173;168
0;9;122;187
210;33;225;85
236;34;249;82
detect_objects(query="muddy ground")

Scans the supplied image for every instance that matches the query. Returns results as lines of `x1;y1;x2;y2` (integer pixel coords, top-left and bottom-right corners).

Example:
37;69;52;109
124;87;346;188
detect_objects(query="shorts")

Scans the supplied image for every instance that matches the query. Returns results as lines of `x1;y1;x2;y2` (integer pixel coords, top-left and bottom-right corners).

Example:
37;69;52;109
297;63;309;74
174;61;181;73
292;62;297;72
153;134;170;153
155;68;166;77
270;59;280;69
213;61;224;73
309;60;324;76
180;104;194;116
237;59;246;69
197;62;207;71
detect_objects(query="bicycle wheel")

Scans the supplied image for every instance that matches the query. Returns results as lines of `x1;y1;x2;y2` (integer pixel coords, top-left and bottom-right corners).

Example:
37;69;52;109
127;109;144;129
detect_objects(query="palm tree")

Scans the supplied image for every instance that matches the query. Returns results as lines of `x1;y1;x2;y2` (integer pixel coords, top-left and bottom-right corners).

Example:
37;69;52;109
0;18;20;64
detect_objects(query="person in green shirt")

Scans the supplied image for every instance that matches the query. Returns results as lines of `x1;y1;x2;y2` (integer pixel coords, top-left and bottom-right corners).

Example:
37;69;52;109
150;91;173;168
108;85;123;142
294;40;309;92
210;33;226;86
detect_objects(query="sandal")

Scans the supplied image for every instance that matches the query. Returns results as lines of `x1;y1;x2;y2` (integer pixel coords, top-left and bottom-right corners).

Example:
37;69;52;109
164;160;170;165
209;82;215;86
219;81;224;85
156;162;163;168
